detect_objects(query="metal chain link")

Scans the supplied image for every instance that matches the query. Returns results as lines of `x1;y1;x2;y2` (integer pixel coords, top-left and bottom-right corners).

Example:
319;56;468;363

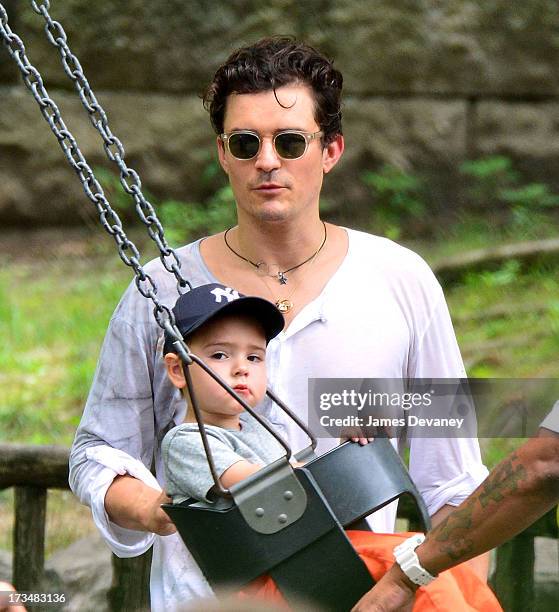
0;3;188;351
7;2;307;476
31;0;190;294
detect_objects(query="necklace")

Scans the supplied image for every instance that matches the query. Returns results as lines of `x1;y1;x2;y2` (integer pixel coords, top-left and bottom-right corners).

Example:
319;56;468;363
223;221;327;285
263;235;325;313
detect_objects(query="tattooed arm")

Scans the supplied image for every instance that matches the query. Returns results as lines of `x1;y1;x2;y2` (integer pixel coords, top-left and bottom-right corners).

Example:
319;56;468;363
352;428;559;611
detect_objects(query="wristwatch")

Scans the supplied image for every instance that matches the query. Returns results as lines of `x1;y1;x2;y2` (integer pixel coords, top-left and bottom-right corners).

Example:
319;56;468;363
393;533;437;586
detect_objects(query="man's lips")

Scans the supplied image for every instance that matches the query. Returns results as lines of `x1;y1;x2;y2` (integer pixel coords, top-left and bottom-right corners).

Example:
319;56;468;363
253;183;286;192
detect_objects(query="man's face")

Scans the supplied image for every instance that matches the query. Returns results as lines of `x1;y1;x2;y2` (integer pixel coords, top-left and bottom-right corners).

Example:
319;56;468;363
217;83;344;225
186;314;268;426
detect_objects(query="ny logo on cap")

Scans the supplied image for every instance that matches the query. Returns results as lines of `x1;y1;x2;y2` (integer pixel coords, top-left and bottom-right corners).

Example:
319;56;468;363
210;287;239;303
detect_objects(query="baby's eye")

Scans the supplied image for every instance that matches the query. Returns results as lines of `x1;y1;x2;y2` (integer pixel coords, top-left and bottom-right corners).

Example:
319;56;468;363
247;354;263;363
210;351;228;360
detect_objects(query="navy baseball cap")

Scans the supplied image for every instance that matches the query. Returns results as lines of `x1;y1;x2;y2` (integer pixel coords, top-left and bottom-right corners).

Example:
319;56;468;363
163;283;285;354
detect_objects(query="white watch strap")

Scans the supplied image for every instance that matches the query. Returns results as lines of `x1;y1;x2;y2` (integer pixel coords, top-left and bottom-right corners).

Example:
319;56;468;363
393;533;437;586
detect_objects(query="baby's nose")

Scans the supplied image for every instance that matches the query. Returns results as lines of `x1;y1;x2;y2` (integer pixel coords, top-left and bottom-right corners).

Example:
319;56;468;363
233;360;249;376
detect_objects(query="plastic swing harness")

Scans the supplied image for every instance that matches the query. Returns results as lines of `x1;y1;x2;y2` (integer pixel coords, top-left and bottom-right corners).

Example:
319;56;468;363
0;4;431;609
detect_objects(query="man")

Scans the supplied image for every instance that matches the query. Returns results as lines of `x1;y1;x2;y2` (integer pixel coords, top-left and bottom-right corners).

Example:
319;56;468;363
352;403;559;611
69;37;489;609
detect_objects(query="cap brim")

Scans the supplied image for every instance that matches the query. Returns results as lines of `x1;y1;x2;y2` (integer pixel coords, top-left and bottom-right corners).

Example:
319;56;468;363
185;296;285;344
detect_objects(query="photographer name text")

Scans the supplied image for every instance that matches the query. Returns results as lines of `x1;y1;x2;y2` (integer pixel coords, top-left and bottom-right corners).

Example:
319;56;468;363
319;414;465;428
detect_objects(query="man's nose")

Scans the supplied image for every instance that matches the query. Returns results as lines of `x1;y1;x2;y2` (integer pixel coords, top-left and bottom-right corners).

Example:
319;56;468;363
254;138;281;172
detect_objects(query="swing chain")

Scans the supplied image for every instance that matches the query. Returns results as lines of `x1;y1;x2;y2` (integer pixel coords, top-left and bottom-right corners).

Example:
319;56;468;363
31;0;190;294
0;3;187;349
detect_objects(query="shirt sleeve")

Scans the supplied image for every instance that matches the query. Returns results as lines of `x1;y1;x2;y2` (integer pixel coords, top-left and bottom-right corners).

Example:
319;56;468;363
407;291;489;516
83;445;161;557
69;280;178;556
162;427;251;503
540;401;559;433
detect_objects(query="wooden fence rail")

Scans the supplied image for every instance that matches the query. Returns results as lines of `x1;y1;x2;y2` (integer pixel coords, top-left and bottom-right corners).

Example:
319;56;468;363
1;444;557;611
0;444;150;611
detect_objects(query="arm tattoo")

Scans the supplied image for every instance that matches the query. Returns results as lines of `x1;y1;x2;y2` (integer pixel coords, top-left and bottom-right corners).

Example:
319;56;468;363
432;500;476;561
478;451;527;508
430;450;527;562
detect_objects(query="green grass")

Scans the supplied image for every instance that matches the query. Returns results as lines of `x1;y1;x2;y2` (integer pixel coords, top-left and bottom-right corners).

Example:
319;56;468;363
446;264;559;378
408;211;559;263
404;213;559;380
0;257;132;445
420;249;559;470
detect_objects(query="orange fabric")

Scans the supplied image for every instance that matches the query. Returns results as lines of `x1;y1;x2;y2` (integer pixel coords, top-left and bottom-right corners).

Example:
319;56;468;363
238;531;503;611
349;531;502;611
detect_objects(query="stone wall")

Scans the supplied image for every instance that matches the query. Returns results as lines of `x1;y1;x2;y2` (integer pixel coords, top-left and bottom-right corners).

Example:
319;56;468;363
1;0;559;226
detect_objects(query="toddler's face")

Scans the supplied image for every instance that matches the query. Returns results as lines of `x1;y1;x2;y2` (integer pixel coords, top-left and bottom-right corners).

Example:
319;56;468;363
187;314;268;425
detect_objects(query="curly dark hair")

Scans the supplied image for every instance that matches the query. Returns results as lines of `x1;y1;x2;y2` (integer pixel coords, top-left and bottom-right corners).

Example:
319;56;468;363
203;37;343;145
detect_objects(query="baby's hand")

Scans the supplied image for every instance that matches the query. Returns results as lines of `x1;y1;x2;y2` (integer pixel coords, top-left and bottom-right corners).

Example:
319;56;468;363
340;427;374;446
346;436;374;446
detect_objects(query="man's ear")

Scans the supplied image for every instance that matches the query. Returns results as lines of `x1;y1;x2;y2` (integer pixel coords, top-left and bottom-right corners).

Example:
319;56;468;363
217;135;229;175
322;134;344;174
164;353;186;389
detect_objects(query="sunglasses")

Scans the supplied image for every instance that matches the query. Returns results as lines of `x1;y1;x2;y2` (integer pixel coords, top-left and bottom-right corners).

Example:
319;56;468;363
220;130;323;160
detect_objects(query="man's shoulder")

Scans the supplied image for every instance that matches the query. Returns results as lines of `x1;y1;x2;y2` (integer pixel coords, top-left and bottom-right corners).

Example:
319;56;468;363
345;228;436;280
142;240;204;283
112;238;210;320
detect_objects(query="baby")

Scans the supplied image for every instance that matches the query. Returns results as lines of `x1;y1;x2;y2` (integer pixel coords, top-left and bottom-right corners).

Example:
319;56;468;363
160;284;502;612
161;282;286;504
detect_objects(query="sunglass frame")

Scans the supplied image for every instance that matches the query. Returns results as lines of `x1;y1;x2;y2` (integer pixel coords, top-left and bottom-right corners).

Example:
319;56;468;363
220;129;324;160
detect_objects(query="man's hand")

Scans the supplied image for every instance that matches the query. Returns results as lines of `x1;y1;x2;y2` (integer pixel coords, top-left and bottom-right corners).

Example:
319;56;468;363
135;486;177;536
105;475;177;536
351;565;416;612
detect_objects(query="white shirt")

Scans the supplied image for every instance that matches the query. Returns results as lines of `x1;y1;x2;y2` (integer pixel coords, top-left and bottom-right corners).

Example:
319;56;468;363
540;401;559;433
69;229;488;610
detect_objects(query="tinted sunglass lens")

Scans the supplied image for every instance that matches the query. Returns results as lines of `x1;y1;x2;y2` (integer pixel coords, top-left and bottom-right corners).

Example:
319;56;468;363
275;133;307;159
228;133;260;159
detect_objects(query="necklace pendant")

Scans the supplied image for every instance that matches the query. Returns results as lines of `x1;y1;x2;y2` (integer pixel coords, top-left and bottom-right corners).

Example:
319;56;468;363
278;271;288;285
255;261;269;277
276;299;293;313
